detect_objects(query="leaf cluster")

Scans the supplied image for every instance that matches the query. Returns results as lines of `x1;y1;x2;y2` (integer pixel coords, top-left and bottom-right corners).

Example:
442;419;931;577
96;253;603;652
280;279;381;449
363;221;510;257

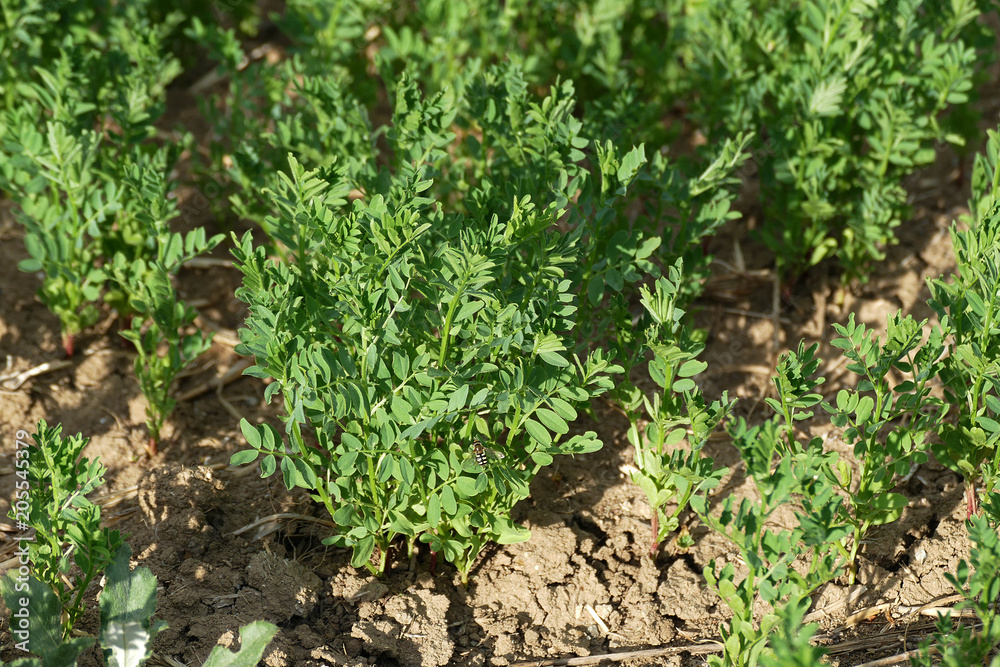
702;133;1000;641
13;420;124;639
927;202;1000;509
0;8;223;444
821;312;944;571
208;30;757;576
108;156;223;449
260;0;680;147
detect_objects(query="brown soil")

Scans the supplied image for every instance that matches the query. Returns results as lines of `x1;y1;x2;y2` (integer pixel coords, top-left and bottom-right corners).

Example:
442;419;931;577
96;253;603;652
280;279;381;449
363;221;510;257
1;32;999;667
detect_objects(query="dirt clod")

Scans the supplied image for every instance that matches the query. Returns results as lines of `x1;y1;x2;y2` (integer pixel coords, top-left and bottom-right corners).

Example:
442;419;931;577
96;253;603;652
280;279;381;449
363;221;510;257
353;588;453;667
245;551;322;620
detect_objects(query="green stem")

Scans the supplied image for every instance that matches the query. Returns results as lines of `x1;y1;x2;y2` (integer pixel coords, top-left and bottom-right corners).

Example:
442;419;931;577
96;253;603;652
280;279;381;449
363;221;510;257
437;274;469;367
290;421;336;519
375;537;390;576
846;522;864;585
876;99;895;180
366;451;380;510
65;550;104;637
969;290;997;418
506;404;523;449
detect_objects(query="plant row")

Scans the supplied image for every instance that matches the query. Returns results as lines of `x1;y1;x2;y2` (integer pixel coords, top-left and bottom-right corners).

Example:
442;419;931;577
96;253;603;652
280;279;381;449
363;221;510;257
1;1;994;446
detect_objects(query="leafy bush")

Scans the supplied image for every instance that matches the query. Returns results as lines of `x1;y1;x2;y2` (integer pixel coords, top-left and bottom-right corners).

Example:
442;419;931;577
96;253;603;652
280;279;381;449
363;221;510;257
193;0;1000;295
257;0;677;142
227;65;638;579
221;38;760;577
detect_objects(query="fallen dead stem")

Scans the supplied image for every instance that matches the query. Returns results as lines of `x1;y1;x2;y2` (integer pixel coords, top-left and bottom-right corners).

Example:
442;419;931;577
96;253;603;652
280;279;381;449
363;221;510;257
716;306;793;324
174;316;252;403
851;647;938;667
230;512;338;541
191;315;242;351
0;358;72;391
211;376;250;423
148;652;188;667
803;585;868;624
507;640;725;666
506;617;976;667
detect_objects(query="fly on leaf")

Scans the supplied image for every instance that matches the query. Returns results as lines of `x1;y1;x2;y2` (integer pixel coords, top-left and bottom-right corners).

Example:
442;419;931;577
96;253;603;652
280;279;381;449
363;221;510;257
471;439;504;468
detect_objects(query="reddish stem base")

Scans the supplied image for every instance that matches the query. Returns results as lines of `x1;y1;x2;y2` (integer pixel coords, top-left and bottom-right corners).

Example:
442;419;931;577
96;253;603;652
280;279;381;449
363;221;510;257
966;483;979;519
649;514;660;560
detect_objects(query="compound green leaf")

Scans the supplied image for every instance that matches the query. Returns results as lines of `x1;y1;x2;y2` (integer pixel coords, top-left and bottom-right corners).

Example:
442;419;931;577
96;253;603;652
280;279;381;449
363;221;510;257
672;378;696;392
539;350;570;367
260;454;276;478
531;450;553;467
678;360;708;378
447;384;469;414
855;396;874;424
351;535;376;569
440;486;458;515
868;493;908;525
548;396;577;420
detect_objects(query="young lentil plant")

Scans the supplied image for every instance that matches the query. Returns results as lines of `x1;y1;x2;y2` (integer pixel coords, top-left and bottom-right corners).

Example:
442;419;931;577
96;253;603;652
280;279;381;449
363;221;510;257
912;515;1000;666
1;422;277;667
821;312;945;581
927;201;1000;516
691;416;847;667
617;261;732;557
0;420;278;667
